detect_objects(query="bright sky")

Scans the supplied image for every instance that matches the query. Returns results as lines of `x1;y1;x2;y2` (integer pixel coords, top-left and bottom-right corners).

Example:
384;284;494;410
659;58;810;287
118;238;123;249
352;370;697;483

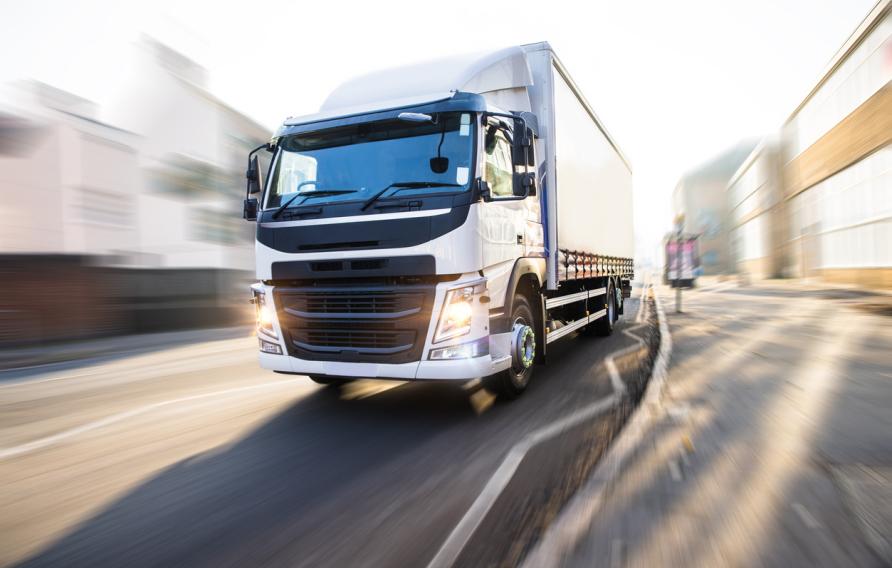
0;0;877;258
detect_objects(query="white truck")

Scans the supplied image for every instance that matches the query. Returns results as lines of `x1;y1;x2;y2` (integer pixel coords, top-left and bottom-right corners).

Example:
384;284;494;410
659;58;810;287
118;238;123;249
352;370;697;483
243;42;633;397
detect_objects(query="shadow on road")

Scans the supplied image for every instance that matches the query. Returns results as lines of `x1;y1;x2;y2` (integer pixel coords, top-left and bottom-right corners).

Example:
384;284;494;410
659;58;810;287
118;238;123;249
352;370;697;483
14;301;646;568
17;381;481;568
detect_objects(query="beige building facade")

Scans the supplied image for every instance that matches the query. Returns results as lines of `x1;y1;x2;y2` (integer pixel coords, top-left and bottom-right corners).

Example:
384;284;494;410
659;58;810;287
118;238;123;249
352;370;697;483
730;0;892;288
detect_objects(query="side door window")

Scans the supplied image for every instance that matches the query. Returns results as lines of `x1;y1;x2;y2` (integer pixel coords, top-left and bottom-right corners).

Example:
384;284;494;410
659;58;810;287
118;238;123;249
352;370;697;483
484;127;514;198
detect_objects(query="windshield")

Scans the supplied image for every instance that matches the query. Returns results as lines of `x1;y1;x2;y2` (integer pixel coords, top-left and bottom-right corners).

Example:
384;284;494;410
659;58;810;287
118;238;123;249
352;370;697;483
265;112;475;209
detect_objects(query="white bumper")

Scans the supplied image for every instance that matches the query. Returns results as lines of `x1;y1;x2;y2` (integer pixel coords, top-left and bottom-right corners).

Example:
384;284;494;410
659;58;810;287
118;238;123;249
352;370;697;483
254;271;514;382
259;350;510;381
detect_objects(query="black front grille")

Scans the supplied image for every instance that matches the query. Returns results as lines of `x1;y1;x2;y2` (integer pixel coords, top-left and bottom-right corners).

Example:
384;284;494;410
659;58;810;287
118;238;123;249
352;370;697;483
274;284;435;364
286;291;424;317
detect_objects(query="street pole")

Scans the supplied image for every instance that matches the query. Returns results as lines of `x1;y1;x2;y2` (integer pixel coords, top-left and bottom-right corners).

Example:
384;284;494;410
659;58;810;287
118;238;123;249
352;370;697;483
676;283;682;313
675;232;682;313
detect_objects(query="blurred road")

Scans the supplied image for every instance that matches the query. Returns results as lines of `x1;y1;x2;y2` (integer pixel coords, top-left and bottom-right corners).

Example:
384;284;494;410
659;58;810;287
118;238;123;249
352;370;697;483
0;293;647;567
556;281;892;567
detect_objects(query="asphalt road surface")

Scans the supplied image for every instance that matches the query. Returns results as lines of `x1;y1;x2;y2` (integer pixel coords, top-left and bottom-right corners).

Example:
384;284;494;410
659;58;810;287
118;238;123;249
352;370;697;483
553;280;892;567
0;291;648;568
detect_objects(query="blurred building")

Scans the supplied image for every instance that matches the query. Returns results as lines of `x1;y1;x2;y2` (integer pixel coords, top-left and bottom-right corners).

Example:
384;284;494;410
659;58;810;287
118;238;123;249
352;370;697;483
0;83;139;258
0;38;270;347
727;138;785;279
731;0;892;288
671;141;756;275
106;37;267;270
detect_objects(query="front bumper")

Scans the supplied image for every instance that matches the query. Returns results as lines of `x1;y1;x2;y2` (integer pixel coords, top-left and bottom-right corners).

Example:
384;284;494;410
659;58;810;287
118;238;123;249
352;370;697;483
258;350;511;381
254;273;511;381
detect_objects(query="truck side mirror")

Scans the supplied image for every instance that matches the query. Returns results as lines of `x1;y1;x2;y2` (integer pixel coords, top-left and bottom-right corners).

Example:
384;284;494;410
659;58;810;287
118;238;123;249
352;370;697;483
243;198;258;221
246;155;262;195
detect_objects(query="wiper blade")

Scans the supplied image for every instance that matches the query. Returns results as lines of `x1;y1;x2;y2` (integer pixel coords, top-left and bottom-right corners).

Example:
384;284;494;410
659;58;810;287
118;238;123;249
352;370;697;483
360;181;461;211
272;189;358;219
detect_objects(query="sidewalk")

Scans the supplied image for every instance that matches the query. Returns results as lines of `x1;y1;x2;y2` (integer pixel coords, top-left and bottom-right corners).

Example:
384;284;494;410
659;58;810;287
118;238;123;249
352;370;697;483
0;326;252;374
531;282;892;567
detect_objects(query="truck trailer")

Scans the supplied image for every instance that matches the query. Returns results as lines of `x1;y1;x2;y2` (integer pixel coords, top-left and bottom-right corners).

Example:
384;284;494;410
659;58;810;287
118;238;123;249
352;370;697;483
243;42;633;397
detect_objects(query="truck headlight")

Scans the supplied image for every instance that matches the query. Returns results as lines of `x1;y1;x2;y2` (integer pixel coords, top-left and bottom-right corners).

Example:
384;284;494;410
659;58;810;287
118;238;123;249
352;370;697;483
433;283;485;343
251;285;277;338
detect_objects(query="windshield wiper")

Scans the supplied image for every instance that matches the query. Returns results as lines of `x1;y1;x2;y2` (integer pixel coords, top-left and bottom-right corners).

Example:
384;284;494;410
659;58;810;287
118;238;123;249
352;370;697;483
361;181;461;211
272;189;358;219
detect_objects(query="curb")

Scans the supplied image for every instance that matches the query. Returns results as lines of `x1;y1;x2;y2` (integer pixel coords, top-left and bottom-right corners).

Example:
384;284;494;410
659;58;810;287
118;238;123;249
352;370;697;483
521;285;673;567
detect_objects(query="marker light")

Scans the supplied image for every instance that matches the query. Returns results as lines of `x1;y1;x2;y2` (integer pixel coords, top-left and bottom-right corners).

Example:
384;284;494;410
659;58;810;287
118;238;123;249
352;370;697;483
429;337;489;360
260;338;282;354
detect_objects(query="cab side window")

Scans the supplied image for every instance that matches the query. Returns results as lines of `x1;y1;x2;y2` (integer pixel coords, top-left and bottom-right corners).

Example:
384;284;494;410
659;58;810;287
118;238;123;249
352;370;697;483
484;127;514;198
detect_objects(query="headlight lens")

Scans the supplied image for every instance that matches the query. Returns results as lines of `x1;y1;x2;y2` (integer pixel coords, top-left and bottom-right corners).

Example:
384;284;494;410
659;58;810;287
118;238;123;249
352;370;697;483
434;284;482;343
252;286;277;338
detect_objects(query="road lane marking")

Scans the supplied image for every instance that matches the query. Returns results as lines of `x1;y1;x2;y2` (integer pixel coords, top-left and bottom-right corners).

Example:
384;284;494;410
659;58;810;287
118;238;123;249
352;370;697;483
610;538;624;568
669;459;682;482
427;395;619;568
429;282;656;568
0;379;305;461
605;323;648;396
0;342;255;389
792;502;821;530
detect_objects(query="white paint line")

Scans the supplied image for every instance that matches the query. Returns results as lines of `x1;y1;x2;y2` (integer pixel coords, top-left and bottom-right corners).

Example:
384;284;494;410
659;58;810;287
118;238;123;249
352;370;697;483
668;459;682;482
427;394;619;568
522;280;673;568
635;273;651;324
605;358;625;395
0;379;304;460
792;502;821;530
610;538;624;568
604;323;648;396
430;282;658;568
0;341;254;389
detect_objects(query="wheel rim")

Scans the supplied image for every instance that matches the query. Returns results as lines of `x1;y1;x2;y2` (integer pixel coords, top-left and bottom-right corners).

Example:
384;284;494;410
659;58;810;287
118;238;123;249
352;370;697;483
511;316;535;383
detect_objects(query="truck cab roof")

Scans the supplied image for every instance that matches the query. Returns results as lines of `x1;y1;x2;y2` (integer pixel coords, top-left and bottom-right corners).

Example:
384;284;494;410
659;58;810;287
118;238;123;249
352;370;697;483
279;43;549;132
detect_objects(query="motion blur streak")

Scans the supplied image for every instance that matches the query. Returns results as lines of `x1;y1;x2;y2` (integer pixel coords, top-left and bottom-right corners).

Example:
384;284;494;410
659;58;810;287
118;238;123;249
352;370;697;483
555;282;891;567
635;303;861;566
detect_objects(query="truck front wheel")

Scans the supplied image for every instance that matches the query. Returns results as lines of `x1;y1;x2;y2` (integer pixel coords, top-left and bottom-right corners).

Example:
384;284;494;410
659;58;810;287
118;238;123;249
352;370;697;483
487;294;537;398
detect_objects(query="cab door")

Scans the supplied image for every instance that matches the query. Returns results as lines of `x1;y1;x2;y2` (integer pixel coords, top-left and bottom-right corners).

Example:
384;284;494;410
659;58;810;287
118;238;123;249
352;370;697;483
478;118;543;270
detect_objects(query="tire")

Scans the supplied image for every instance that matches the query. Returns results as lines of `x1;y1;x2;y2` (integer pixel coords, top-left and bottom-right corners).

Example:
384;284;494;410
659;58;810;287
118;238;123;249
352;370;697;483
486;294;537;399
592;280;616;336
309;375;350;386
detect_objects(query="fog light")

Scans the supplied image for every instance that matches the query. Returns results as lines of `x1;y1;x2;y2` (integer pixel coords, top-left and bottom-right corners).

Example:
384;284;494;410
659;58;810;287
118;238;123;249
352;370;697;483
429;338;489;360
259;338;282;354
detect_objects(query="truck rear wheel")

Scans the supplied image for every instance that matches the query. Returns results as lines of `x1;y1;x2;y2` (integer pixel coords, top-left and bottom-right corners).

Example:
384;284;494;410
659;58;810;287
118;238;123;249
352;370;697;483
592;280;616;336
487;294;537;399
